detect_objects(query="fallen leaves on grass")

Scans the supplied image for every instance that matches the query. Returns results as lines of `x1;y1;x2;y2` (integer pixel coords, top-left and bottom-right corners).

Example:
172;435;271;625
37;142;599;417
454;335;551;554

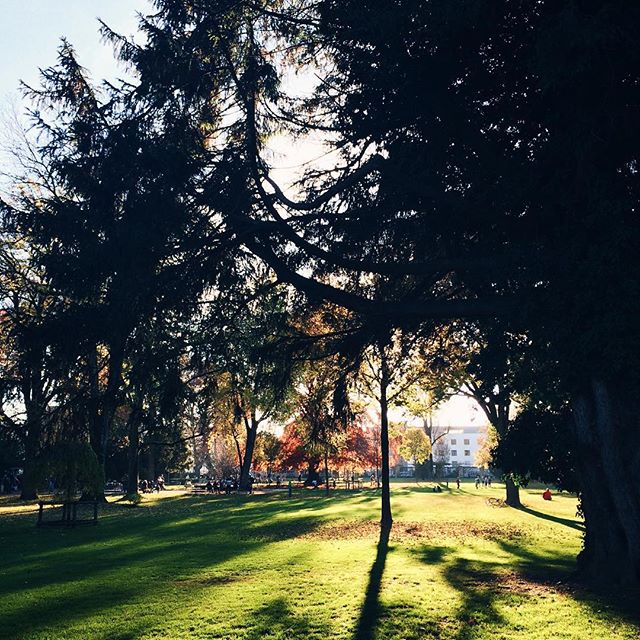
456;569;563;596
242;519;524;543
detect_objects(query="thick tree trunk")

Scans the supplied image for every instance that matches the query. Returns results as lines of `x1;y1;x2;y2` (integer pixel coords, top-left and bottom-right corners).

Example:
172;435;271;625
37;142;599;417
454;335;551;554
305;459;321;485
19;366;45;501
19;461;38;501
239;417;258;491
504;475;521;507
88;347;101;468
572;380;640;584
379;355;393;527
93;339;126;501
19;422;40;500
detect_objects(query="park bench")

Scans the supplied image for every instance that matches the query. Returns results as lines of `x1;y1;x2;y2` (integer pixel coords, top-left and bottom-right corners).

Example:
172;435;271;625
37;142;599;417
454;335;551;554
104;487;125;496
191;484;209;494
37;499;98;527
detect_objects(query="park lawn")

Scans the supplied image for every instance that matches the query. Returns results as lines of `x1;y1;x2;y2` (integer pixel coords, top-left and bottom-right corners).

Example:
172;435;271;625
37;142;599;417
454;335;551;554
0;482;638;640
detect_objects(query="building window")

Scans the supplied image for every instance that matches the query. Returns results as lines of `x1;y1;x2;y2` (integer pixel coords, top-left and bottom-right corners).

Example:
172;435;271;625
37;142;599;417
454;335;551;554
464;439;470;445
464;450;471;457
451;450;457;456
451;439;457;445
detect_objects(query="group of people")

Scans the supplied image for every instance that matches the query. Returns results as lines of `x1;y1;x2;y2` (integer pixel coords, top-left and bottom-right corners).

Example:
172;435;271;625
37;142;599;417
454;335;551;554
204;476;249;494
475;475;493;489
138;475;165;493
0;472;21;494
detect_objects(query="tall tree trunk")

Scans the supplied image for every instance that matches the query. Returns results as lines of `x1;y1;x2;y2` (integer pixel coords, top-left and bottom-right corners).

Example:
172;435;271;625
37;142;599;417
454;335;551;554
423;418;435;480
379;353;393;527
20;432;39;501
239;415;258;491
19;377;43;501
88;346;101;467
146;448;156;483
92;339;126;501
572;380;640;584
324;445;330;496
126;405;141;495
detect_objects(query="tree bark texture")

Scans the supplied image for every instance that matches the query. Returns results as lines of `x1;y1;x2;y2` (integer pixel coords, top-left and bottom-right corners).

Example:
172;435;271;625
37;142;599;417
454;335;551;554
571;380;640;585
239;416;258;491
504;475;521;508
305;458;321;486
19;367;44;501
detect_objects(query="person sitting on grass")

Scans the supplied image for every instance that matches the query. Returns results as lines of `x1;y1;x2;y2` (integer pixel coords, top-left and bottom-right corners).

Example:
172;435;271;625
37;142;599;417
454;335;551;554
543;488;552;501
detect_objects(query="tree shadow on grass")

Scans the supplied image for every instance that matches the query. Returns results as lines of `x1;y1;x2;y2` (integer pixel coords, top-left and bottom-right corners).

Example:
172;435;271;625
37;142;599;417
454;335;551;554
353;523;391;640
496;539;640;626
411;536;640;639
244;596;330;640
414;540;578;640
0;495;331;639
517;505;585;531
443;558;506;640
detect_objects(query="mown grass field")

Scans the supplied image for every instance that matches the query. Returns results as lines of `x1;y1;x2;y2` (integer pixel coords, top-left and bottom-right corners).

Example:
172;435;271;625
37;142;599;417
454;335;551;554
0;481;638;640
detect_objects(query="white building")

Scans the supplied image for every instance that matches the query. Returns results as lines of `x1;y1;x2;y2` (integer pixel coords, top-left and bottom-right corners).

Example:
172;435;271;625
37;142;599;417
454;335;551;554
435;424;487;468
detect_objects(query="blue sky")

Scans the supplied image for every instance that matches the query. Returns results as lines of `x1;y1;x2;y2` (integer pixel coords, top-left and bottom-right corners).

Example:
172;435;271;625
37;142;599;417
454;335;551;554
1;1;150;102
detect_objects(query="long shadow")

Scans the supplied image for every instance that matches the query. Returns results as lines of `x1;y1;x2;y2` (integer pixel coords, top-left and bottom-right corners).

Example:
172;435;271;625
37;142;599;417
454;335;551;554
444;558;506;640
411;534;640;638
245;596;330;640
518;505;584;531
353;523;391;640
0;492;334;638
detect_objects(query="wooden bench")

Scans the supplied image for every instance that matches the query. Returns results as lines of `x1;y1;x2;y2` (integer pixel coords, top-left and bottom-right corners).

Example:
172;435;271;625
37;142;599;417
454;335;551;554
190;484;209;494
37;500;98;527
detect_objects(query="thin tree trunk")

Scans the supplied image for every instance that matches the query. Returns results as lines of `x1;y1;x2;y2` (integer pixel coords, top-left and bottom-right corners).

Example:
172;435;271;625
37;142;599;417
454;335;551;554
379;352;393;527
324;445;330;497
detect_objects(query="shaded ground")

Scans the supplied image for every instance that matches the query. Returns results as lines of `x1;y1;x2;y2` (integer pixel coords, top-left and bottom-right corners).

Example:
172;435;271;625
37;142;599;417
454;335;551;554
0;483;638;640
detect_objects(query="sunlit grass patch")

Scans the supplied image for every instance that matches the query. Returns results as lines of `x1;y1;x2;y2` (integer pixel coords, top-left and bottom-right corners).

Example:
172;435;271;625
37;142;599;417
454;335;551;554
0;482;638;639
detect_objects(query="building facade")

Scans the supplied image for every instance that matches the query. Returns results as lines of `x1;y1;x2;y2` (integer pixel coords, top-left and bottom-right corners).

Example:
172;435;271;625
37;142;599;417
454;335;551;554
433;424;487;469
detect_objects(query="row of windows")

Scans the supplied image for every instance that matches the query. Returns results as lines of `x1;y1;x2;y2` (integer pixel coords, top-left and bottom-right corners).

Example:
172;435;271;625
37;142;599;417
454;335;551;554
450;438;471;445
451;450;471;457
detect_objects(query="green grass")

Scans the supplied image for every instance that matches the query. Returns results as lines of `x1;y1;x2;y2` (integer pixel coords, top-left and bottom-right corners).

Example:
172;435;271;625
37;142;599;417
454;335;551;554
0;481;638;640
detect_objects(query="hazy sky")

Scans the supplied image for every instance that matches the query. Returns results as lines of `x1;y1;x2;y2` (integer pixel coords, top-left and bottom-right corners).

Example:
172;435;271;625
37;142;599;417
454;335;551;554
0;2;484;427
0;1;150;102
